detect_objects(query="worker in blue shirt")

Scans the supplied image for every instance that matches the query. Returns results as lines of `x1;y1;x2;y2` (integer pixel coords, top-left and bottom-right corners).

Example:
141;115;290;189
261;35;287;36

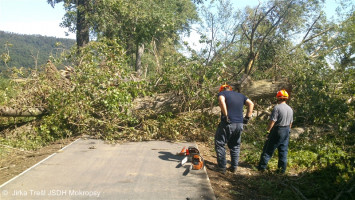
215;84;254;174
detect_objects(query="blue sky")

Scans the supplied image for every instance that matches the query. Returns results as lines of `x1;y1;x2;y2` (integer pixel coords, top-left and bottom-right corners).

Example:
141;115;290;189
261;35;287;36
0;0;340;40
0;0;75;39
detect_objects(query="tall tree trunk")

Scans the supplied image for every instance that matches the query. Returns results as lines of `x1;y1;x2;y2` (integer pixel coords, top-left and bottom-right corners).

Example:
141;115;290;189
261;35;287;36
152;40;161;74
245;59;253;74
76;0;89;48
244;52;259;75
135;43;145;76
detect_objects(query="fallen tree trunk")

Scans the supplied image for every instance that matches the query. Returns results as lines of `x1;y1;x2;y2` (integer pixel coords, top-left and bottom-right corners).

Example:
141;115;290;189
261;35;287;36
133;79;292;117
236;79;292;100
1;79;291;117
0;106;45;117
132;93;182;118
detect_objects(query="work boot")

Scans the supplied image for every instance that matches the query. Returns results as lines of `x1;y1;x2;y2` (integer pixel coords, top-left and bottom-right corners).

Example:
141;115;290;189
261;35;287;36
276;168;286;174
228;167;237;174
257;166;266;173
214;167;226;175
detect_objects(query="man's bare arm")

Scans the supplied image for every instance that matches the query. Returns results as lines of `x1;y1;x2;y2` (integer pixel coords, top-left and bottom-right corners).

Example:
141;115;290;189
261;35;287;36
267;120;276;132
218;95;228;116
245;99;254;118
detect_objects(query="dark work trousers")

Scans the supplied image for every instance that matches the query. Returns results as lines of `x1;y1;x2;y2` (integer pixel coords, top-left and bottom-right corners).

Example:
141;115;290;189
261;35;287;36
258;126;290;173
215;122;243;170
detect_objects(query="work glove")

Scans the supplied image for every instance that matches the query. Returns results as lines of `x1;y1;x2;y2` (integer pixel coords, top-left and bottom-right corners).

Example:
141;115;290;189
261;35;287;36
221;115;231;124
243;116;250;124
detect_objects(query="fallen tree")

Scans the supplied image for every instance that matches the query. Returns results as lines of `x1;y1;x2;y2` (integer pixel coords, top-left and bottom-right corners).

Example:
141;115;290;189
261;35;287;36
0;78;291;118
0;106;45;117
132;78;292;117
237;79;292;100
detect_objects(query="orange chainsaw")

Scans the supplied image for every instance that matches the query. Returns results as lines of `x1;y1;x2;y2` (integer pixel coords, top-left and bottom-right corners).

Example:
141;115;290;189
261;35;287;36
179;146;204;170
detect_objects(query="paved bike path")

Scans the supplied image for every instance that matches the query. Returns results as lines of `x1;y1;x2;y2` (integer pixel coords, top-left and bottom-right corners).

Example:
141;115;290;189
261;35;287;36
0;138;215;200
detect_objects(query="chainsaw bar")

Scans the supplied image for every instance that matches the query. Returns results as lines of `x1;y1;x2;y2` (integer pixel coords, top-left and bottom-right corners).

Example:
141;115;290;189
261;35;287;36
181;156;188;165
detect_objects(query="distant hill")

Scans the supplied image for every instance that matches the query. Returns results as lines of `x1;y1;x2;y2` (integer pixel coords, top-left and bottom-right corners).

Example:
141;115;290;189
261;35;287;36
0;31;75;71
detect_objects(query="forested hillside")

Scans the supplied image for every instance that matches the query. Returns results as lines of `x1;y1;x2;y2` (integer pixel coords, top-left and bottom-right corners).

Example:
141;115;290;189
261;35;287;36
0;31;75;71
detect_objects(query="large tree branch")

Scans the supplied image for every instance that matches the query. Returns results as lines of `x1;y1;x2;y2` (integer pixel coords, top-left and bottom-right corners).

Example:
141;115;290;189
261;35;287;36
206;13;215;63
304;27;333;45
252;5;277;36
302;14;322;42
258;0;294;51
244;5;276;74
241;23;251;40
310;41;355;58
208;26;241;65
291;27;334;53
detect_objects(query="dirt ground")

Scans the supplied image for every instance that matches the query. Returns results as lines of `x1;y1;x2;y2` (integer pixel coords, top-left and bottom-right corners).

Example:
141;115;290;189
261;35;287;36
197;142;269;200
1;138;266;200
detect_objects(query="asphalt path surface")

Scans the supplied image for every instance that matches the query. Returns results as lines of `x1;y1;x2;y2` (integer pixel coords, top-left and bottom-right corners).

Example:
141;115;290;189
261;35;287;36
0;138;216;200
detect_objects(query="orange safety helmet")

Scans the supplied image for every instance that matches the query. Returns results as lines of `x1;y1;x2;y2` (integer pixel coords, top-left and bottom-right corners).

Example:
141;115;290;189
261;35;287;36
276;89;289;100
219;84;232;92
